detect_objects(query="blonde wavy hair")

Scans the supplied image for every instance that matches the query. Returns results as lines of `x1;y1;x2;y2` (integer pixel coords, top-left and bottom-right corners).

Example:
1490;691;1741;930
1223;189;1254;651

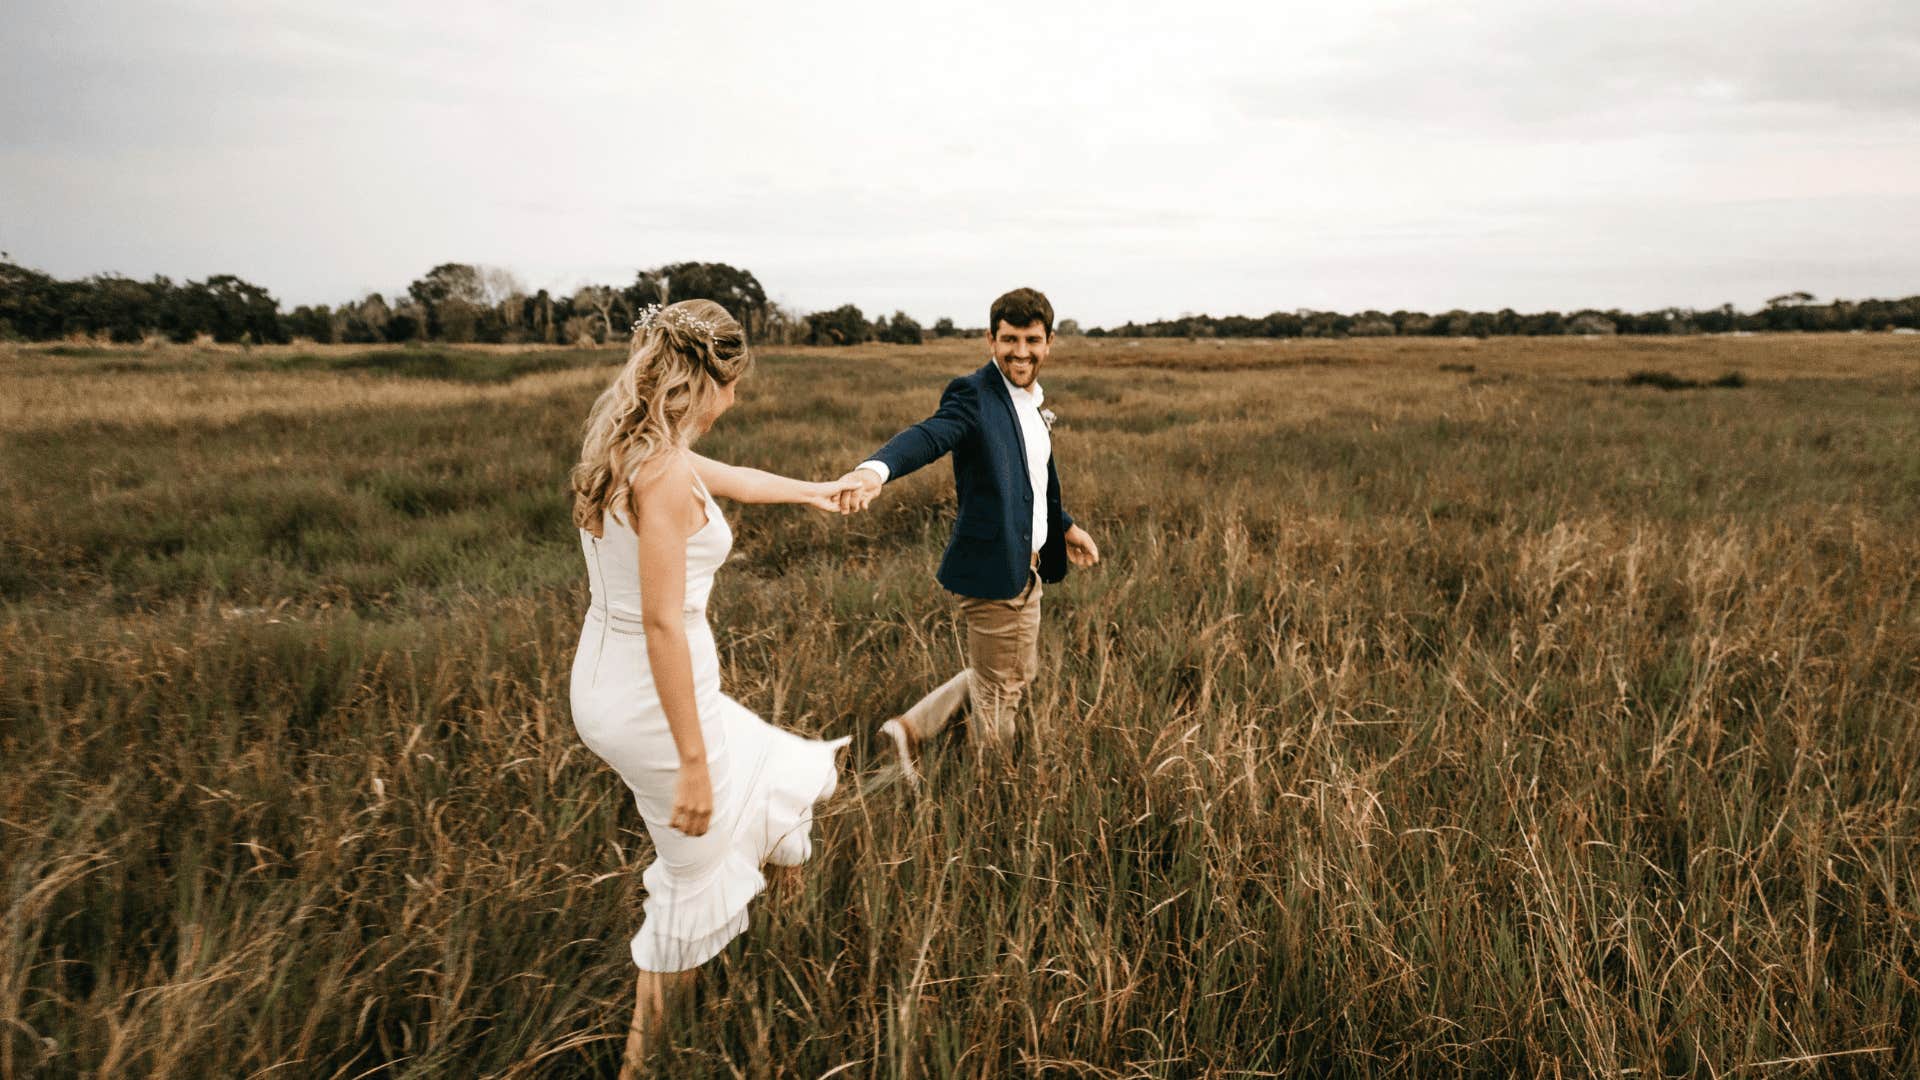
570;299;753;535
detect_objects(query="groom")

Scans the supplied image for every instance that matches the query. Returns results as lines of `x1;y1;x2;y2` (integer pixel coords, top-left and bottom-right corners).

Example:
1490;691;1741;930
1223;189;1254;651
839;287;1099;784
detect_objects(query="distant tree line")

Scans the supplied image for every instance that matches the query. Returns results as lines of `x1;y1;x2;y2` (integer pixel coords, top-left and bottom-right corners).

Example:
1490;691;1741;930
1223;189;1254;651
3;256;1914;346
1086;291;1920;338
0;258;805;348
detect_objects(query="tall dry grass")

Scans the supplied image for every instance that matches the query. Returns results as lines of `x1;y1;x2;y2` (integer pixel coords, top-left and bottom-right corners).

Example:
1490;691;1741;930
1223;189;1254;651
2;335;1916;1077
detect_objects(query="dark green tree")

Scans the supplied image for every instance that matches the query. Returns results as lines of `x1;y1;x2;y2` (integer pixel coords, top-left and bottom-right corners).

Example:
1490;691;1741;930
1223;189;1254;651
165;275;287;344
1262;311;1305;337
647;262;768;331
407;264;488;342
287;304;335;343
407;263;485;308
805;304;870;346
384;305;425;343
0;261;69;339
73;274;169;342
622;271;669;315
339;294;391;344
881;311;923;345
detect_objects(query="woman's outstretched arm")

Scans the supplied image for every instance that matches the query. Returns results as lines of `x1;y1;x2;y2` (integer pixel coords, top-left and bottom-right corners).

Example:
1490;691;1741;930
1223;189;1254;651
690;452;858;511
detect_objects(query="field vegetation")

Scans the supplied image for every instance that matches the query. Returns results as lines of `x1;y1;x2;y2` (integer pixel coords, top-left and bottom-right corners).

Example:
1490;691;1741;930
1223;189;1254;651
2;333;1917;1077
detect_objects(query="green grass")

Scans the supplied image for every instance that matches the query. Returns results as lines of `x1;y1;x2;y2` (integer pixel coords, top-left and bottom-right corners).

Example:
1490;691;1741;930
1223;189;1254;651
2;336;1917;1077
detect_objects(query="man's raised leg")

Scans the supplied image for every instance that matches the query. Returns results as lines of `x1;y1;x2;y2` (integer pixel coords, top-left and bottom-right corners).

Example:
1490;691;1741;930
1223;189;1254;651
895;669;972;742
881;669;971;787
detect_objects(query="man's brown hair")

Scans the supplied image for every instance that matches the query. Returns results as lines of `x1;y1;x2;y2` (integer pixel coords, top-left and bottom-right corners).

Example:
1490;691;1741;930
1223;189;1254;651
989;287;1054;337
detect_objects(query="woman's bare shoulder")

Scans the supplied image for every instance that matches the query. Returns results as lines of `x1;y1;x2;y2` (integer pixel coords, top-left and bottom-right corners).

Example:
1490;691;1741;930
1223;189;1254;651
629;449;692;497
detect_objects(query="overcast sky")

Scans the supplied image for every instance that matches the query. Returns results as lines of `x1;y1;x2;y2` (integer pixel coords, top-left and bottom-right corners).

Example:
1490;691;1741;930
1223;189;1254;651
4;0;1917;326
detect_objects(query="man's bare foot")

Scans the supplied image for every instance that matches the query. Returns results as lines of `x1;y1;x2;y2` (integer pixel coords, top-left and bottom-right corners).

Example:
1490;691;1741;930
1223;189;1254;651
878;718;920;789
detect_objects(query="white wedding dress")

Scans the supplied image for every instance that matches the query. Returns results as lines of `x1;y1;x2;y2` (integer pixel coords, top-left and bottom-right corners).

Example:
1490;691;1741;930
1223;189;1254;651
569;473;848;972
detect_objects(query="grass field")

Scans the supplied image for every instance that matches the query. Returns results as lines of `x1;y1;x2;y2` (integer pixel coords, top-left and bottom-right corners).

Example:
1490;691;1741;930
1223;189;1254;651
2;333;1917;1078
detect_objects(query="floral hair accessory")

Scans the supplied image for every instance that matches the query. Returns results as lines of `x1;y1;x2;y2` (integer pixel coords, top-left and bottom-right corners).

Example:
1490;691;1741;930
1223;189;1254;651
632;303;724;338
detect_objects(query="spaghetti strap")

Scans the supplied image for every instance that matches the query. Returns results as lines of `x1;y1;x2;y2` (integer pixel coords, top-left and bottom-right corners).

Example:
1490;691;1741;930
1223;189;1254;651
633;452;713;515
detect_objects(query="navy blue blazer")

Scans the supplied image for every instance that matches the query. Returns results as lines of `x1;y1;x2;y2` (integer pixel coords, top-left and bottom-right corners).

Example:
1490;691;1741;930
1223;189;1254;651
869;363;1075;600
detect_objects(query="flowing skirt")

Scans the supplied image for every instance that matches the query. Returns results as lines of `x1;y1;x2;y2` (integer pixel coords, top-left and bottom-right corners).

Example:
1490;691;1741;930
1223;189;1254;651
569;609;849;971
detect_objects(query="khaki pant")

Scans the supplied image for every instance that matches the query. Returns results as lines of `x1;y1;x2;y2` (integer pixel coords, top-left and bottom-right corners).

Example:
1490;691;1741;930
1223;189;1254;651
897;569;1044;748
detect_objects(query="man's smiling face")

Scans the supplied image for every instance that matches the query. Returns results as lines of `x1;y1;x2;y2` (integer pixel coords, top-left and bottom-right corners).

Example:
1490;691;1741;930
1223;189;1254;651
989;319;1051;389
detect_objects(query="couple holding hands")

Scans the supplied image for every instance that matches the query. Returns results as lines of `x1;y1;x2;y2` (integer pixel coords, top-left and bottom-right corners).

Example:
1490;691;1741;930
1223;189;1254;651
565;287;1099;1068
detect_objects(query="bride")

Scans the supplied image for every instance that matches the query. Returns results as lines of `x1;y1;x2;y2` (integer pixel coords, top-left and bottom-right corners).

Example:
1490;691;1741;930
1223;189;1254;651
567;299;858;1074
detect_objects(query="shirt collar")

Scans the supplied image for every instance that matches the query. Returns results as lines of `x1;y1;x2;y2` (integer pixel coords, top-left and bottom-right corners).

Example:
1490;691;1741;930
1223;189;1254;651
995;365;1044;409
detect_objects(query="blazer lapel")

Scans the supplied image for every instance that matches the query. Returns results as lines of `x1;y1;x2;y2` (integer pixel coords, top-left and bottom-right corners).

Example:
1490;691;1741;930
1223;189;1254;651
980;363;1031;478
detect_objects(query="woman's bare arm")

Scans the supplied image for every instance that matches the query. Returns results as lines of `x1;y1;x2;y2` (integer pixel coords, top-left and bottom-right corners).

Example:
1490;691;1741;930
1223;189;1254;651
690;452;857;510
632;451;712;835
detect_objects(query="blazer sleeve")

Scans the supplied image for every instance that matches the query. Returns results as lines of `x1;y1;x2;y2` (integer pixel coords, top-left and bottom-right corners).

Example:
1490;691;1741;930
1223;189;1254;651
869;376;981;482
1048;455;1073;531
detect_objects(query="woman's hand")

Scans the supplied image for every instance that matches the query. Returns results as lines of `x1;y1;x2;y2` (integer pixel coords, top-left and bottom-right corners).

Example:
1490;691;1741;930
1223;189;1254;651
670;761;714;836
807;476;865;514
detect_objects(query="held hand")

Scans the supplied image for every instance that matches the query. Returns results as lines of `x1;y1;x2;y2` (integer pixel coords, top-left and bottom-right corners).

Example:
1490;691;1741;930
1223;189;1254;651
669;761;713;836
805;477;863;513
1064;524;1101;568
834;469;883;515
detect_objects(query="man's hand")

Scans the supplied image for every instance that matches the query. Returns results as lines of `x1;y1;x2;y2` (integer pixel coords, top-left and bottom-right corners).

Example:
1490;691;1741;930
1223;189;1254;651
1064;524;1100;567
835;468;883;514
806;477;864;513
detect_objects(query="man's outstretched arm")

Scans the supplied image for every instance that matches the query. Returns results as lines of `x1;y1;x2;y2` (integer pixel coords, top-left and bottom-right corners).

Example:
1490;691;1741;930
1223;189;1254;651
838;377;980;511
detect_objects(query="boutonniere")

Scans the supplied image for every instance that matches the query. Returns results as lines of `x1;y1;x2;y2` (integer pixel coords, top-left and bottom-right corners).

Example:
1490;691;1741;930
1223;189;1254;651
1040;407;1057;431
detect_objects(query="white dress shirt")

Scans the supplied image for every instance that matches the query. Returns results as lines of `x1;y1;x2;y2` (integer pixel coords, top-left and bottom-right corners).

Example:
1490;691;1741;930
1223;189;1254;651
858;367;1051;553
